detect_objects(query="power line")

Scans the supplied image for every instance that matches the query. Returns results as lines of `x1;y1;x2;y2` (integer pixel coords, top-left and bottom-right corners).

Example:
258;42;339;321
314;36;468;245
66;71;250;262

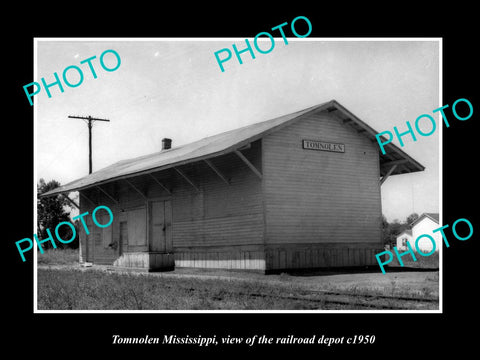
68;115;110;174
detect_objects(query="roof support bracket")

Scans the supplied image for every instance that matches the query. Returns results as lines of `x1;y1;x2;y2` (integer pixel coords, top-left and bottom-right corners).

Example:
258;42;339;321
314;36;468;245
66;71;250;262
61;193;80;209
234;150;262;180
174;167;200;192
148;173;172;195
80;193;96;207
380;164;398;186
96;185;119;204
380;159;408;168
124;179;148;200
204;159;230;185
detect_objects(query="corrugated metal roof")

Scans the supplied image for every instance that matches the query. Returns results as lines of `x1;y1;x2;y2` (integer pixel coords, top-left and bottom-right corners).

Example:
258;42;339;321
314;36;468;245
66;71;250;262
41;100;425;197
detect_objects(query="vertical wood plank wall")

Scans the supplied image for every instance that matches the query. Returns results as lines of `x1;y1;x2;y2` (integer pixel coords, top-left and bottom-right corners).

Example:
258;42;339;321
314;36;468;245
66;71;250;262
79;140;265;270
78;188;121;265
171;141;265;270
262;110;383;270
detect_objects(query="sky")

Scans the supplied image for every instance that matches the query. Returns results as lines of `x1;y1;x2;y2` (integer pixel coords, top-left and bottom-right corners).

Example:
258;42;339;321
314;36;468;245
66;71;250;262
35;38;440;222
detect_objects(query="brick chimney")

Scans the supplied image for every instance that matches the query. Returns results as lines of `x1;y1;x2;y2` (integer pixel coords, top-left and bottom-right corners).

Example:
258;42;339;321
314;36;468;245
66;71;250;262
162;138;172;151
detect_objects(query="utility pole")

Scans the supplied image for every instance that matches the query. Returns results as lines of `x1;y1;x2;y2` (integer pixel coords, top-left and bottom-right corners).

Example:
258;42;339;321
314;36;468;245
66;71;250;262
68;115;110;174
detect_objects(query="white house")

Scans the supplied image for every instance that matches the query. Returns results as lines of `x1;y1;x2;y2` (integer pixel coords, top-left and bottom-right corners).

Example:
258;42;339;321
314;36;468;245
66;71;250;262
409;213;440;253
396;229;412;251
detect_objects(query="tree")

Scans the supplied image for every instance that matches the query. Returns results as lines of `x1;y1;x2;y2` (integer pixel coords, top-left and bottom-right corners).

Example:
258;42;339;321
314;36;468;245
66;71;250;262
37;178;78;249
406;212;419;227
381;215;408;247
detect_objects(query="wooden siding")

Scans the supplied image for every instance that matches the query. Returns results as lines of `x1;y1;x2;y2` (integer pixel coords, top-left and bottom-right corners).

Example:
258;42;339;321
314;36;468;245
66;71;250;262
78;140;264;270
170;141;264;250
265;243;381;271
175;245;265;270
77;110;385;271
263;111;382;247
113;252;174;270
78;189;120;265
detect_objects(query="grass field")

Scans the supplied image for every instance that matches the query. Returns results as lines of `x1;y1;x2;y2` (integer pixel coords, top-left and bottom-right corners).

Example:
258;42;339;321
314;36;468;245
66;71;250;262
37;248;79;265
37;249;439;311
387;250;439;269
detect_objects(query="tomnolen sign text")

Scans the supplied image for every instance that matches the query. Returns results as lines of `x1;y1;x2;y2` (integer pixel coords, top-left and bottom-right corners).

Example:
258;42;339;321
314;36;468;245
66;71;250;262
302;139;345;153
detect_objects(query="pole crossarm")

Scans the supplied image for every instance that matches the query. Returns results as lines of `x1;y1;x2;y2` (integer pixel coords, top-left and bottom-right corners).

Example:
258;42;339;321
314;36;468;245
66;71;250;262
68;115;110;122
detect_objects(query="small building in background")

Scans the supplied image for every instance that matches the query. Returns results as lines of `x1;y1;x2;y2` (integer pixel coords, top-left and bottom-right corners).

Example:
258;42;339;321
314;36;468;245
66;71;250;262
410;213;440;253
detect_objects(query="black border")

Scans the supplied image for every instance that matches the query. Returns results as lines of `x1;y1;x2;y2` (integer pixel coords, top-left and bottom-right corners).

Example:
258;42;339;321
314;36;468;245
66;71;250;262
6;5;478;356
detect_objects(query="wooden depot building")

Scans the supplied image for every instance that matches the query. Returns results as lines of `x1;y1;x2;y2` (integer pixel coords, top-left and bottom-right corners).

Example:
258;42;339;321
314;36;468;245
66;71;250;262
42;100;424;273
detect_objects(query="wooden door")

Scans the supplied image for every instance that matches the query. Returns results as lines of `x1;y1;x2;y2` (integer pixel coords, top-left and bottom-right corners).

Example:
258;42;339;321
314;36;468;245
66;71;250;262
150;200;172;252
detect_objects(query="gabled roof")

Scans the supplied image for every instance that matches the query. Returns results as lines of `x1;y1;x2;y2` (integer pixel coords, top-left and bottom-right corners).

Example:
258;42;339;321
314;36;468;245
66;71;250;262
411;213;440;227
396;229;412;238
41;99;425;197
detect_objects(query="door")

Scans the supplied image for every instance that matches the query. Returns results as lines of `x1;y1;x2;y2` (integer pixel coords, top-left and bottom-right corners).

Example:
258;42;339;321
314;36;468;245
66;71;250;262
149;200;172;252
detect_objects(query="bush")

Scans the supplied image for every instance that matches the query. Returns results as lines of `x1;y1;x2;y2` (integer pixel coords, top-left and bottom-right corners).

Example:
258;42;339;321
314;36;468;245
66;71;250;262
388;251;439;268
37;248;79;265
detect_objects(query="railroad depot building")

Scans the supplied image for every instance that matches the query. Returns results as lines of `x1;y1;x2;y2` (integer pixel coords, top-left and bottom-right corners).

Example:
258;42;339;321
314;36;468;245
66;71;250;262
42;100;425;272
